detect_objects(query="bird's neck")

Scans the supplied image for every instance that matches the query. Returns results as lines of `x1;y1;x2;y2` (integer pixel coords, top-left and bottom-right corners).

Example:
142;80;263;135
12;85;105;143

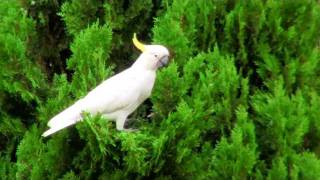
131;54;156;71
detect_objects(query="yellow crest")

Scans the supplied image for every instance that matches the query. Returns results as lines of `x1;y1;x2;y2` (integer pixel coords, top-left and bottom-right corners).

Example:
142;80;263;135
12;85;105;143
132;33;145;52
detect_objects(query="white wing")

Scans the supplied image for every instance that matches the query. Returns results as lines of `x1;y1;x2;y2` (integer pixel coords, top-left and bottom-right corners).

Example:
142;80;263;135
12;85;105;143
82;68;141;115
42;68;140;137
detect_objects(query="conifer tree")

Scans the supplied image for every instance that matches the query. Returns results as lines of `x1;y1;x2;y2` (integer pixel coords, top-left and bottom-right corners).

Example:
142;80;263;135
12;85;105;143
1;0;320;179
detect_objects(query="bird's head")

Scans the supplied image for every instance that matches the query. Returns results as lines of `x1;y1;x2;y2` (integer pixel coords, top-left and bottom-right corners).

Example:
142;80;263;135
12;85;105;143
132;33;170;71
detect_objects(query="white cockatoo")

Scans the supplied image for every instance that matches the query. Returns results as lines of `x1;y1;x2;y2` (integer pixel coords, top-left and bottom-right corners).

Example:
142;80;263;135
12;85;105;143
42;33;170;137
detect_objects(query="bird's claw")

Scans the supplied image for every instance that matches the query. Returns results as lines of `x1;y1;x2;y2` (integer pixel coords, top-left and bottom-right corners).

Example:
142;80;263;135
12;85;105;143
123;128;139;132
147;112;154;118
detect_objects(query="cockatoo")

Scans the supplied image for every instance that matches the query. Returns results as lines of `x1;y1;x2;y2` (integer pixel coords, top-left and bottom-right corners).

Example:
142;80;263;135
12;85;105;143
42;33;170;137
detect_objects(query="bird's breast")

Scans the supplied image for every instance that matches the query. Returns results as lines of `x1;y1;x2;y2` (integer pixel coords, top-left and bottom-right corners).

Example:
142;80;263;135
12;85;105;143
137;71;156;100
109;71;155;119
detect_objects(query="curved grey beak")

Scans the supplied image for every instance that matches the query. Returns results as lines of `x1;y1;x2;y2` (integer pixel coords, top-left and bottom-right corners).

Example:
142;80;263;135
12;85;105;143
157;55;169;68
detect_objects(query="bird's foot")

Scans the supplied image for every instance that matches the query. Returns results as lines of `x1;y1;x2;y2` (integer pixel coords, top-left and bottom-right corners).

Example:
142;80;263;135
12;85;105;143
123;128;139;132
147;112;154;118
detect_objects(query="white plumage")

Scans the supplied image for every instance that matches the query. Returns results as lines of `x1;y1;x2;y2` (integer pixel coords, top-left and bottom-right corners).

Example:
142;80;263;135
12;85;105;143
42;35;169;137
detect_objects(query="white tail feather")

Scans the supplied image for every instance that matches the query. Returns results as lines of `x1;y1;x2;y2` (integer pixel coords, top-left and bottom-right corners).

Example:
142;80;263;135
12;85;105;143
42;124;73;137
42;101;83;137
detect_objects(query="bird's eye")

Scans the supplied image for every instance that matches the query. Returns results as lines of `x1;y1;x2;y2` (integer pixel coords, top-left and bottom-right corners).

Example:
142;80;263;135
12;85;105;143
154;54;158;58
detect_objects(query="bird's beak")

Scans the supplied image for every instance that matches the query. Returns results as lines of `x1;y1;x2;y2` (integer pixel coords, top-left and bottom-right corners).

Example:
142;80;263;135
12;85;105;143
157;55;169;68
132;33;145;52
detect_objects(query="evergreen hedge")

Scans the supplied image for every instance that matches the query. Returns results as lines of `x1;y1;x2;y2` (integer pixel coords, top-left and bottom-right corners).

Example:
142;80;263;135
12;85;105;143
1;0;320;179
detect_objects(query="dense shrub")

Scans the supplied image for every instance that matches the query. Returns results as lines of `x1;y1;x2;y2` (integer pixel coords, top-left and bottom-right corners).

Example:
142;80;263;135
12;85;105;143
1;0;320;179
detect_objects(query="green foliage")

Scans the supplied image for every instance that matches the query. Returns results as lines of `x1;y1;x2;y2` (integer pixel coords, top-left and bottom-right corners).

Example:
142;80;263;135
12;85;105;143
67;22;113;97
20;0;71;80
151;62;187;119
0;1;45;178
253;79;309;155
104;0;156;70
1;0;320;179
209;107;257;180
0;155;16;180
15;127;45;179
267;157;288;180
0;0;44;102
60;0;104;36
291;152;320;180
